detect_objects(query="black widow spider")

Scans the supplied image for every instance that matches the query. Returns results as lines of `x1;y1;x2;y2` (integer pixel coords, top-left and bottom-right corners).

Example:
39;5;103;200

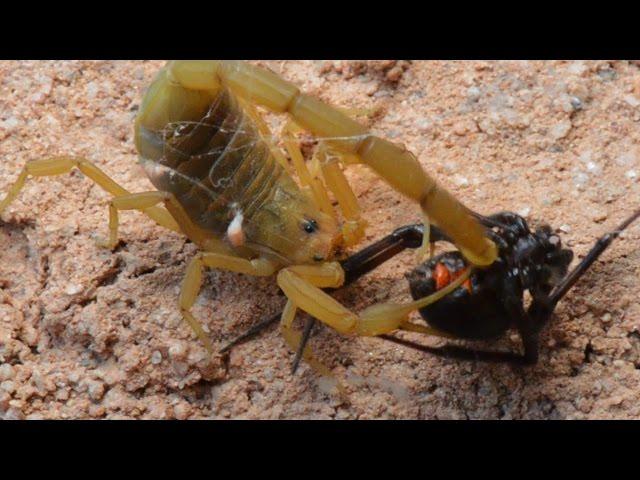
221;208;640;370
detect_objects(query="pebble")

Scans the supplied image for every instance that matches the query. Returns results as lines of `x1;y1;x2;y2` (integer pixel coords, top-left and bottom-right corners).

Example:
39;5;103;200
87;380;105;402
616;152;636;166
625;170;637;180
467;86;482;102
0;116;21;132
623;95;640;108
416;118;432;133
147;403;169;419
173;362;189;378
151;350;163;365
32;372;53;395
453;122;468;136
592;211;608;223
3;407;25;420
570;96;583;111
0;380;16;394
586;162;601;174
597;68;617;81
579;150;593;163
568;62;588;76
0;391;10;412
88;404;106;418
0;364;15;382
55;389;70;401
386;66;404;83
86;82;99;100
22;326;39;348
65;283;84;296
518;206;531;217
453;175;469;187
574;172;589;188
168;341;187;360
600;313;613;324
550;120;572;140
559;224;571;233
173;402;192;420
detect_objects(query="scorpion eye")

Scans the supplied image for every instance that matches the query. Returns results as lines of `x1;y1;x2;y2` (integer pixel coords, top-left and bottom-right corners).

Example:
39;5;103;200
303;219;318;234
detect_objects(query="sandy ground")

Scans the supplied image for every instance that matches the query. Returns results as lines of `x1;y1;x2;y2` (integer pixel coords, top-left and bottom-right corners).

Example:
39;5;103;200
0;60;639;420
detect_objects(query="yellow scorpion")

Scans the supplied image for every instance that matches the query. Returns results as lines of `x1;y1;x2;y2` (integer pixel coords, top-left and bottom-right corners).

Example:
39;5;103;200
0;61;497;374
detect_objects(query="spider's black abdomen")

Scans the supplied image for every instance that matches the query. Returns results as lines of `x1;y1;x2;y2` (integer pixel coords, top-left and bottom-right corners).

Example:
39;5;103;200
406;252;512;340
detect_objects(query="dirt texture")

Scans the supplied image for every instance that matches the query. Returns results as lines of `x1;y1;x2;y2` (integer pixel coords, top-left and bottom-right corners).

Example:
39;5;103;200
0;60;639;420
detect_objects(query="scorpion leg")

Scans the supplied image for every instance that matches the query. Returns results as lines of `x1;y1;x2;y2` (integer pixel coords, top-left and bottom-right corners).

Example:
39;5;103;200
96;189;279;352
0;157;180;234
99;191;200;249
277;264;337;380
279;300;346;395
101;190;239;255
283;121;366;247
181;251;277;353
277;262;470;337
282;122;335;217
316;146;367;248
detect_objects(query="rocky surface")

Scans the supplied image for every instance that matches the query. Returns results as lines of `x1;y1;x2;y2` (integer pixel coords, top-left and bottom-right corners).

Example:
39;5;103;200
0;60;639;419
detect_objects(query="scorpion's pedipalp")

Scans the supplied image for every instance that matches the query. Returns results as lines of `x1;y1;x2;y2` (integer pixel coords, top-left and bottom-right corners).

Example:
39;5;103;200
354;138;497;267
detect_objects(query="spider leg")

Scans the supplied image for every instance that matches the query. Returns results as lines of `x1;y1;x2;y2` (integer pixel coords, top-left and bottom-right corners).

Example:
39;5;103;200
378;334;529;365
501;276;540;364
291;317;316;375
547;208;640;307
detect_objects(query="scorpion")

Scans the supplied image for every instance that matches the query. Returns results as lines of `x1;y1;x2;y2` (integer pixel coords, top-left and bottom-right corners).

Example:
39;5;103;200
0;60;497;376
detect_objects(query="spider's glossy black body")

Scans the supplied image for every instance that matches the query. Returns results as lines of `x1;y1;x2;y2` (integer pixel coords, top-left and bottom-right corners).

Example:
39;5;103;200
371;210;637;365
409;251;514;340
406;212;574;361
